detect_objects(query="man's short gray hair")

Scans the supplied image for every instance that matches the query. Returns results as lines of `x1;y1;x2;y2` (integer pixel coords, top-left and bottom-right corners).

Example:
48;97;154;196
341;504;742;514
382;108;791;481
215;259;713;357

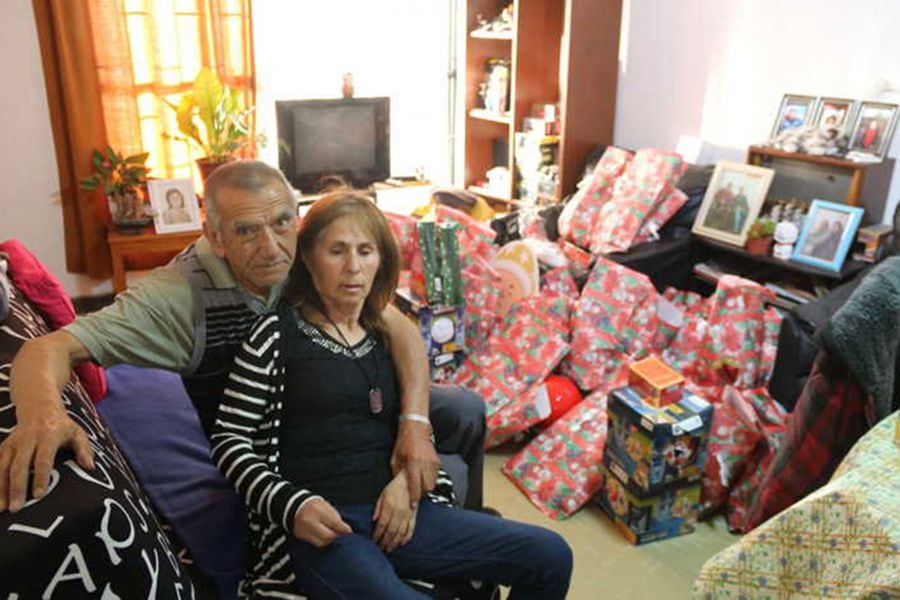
203;160;296;232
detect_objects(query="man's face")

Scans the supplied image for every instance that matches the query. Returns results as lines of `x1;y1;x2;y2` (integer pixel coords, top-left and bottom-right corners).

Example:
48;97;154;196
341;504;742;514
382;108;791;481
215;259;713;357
207;181;297;297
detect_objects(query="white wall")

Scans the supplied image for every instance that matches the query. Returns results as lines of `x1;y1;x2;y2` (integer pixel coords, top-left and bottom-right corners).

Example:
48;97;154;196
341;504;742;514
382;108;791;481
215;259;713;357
615;0;900;223
0;0;112;296
253;1;453;186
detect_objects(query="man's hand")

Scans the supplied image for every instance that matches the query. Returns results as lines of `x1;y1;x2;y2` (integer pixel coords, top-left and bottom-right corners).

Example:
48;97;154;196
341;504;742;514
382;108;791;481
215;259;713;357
292;497;352;548
391;420;439;506
373;472;417;553
2;332;96;513
0;406;93;513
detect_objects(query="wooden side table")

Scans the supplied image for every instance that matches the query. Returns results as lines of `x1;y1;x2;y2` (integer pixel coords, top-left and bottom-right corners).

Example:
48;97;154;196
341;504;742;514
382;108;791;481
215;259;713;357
107;226;202;292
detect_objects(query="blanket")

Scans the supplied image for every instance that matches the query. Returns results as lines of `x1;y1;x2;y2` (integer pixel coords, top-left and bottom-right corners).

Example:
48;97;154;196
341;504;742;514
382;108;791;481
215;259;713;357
819;256;900;421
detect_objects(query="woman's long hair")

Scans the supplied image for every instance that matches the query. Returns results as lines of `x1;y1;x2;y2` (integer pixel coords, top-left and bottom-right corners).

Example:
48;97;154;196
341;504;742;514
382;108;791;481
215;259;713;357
284;190;400;340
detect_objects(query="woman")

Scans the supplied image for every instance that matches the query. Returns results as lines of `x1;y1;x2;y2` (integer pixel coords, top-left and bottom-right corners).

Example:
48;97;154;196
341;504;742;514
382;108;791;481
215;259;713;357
211;191;572;599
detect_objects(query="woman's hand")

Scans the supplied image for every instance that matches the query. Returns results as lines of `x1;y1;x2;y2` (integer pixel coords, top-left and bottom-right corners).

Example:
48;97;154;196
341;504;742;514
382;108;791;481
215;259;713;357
373;471;418;552
292;497;352;548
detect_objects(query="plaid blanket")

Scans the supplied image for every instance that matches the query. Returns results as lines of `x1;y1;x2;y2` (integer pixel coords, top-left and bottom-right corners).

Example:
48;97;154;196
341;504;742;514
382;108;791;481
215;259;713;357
743;352;871;531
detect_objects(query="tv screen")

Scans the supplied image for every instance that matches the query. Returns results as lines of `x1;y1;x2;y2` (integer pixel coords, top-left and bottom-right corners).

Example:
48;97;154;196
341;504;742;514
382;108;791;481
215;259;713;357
276;97;390;193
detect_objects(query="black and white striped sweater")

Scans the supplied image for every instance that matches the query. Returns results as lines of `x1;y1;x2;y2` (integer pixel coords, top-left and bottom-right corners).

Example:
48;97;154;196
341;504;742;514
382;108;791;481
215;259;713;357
210;310;454;597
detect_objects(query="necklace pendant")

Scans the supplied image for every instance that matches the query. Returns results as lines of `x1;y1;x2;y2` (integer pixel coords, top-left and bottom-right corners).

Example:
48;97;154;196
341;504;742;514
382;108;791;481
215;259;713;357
369;387;384;414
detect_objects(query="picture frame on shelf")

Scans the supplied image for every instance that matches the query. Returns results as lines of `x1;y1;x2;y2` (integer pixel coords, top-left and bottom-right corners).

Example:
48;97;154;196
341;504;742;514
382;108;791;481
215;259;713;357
791;199;864;272
812;97;857;134
692;160;775;247
846;101;899;159
148;179;201;234
770;94;818;140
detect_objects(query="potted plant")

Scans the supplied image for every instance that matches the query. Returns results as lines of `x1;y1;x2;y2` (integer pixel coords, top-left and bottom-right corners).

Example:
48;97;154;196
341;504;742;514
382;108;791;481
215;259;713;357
168;67;259;180
80;146;153;229
745;217;776;256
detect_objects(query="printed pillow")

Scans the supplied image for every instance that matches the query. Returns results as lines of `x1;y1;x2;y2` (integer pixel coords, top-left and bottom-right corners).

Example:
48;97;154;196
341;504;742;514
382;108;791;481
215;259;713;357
0;283;194;597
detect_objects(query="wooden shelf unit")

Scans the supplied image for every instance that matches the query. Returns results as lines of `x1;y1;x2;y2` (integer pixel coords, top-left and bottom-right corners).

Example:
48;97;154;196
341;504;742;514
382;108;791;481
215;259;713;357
463;0;621;204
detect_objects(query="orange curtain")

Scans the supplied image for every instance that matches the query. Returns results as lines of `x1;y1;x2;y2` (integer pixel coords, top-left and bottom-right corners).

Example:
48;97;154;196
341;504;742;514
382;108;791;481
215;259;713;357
33;0;255;278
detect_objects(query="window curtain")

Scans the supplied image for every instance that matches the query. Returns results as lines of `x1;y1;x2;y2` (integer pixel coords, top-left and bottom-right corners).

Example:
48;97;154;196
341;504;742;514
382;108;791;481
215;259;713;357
33;0;255;278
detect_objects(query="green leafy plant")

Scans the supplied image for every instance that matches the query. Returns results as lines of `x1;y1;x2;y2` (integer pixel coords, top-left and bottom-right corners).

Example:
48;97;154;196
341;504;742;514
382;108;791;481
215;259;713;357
168;67;258;161
80;146;150;196
747;217;776;239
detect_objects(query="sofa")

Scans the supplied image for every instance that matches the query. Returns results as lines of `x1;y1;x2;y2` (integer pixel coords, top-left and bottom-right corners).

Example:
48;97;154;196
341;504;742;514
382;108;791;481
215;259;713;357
0;241;483;599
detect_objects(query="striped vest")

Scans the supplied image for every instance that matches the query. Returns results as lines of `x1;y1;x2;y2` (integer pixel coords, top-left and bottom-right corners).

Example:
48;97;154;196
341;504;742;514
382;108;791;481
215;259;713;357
170;245;258;437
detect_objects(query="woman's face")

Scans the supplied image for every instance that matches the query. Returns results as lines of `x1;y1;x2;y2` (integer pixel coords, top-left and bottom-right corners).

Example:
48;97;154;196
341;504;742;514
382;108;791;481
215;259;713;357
305;215;380;312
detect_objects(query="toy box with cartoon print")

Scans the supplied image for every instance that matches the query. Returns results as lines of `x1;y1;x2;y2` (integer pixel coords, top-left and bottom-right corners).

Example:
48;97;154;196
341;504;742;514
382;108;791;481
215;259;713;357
596;465;700;545
604;386;713;495
394;287;466;357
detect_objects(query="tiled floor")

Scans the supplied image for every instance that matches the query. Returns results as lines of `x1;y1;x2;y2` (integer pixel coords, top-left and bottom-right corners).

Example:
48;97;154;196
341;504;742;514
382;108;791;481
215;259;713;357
483;447;738;599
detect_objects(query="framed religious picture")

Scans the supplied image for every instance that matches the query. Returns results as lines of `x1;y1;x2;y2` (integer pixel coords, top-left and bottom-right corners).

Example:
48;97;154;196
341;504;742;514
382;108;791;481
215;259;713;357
812;97;857;134
846;101;899;160
692;160;775;247
770;94;817;140
791;199;864;272
148;179;201;234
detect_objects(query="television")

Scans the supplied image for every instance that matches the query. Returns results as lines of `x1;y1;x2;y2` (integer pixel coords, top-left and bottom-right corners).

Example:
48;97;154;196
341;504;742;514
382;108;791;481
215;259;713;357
276;97;390;193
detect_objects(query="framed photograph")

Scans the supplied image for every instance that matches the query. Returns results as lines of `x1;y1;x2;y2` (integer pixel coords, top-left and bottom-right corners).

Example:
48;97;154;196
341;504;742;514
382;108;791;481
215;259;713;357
791;200;864;272
148;179;201;234
770;94;817;140
846;101;899;159
692;160;775;246
812;97;857;133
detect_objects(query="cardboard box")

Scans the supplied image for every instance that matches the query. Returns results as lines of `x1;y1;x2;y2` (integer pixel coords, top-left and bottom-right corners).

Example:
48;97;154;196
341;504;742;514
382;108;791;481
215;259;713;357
430;350;465;382
604;386;713;494
394;287;465;357
628;356;684;407
596;465;700;545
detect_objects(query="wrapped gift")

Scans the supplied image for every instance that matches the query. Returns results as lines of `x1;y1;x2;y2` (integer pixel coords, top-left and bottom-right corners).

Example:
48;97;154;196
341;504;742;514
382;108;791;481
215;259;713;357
414;221;442;305
558;146;633;247
604;386;713;494
557;240;593;276
502;391;609;519
698;275;777;388
436;204;497;268
564;258;658;391
384;211;419;268
628;356;684;408
699;385;787;530
540;267;580;301
437;222;464;306
632;186;689;246
596;465;700;545
589;177;668;254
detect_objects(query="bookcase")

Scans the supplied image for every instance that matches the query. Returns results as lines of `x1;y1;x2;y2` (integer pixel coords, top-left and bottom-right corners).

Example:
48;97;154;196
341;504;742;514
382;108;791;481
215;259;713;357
463;0;622;207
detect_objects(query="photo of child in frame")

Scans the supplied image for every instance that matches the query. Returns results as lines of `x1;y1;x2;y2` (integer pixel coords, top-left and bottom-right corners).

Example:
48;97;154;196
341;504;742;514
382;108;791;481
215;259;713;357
148;178;201;234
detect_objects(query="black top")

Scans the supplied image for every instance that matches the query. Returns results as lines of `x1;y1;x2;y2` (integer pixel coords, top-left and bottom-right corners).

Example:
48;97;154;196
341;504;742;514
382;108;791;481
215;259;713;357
278;308;399;505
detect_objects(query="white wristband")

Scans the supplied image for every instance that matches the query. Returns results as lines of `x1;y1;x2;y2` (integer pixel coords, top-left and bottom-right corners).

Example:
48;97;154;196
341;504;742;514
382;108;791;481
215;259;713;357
398;413;431;427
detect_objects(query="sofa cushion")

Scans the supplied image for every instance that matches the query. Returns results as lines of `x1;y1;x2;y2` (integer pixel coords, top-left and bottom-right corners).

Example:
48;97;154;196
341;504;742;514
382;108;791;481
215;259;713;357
0;281;194;597
98;365;248;599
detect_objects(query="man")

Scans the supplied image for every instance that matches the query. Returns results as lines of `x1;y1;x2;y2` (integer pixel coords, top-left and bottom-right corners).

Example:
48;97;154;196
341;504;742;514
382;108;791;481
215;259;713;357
0;160;485;515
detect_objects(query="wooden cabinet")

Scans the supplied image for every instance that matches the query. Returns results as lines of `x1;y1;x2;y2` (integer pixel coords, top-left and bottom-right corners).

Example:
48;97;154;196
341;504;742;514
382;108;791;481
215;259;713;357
746;145;895;224
463;0;621;207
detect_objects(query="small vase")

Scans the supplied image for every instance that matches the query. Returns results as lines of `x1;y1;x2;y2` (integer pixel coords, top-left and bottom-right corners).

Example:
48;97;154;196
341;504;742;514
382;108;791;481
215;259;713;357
745;236;774;256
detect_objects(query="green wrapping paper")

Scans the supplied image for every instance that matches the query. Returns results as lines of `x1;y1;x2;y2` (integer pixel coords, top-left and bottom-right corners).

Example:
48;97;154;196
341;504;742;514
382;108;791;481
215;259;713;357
416;221;442;305
438;222;464;306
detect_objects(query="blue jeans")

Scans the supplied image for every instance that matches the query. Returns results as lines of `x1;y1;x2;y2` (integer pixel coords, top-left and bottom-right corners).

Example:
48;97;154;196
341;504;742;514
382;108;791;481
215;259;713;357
288;501;572;599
